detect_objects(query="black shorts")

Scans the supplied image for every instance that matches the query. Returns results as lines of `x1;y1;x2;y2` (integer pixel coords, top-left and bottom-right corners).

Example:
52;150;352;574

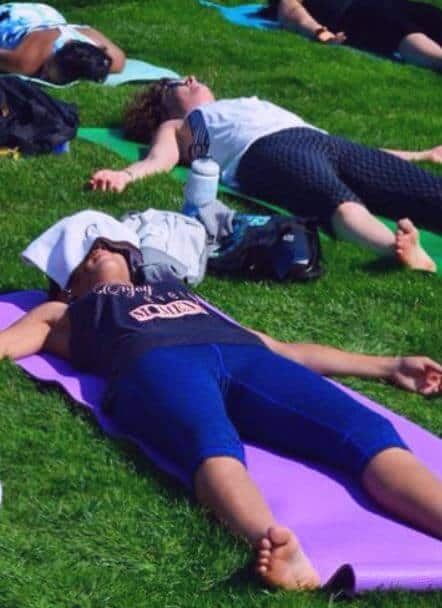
236;128;442;230
342;0;442;56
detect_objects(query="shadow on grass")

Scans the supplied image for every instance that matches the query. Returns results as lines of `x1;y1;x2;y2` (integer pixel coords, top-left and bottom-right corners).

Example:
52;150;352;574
362;256;439;278
362;257;401;275
214;561;335;602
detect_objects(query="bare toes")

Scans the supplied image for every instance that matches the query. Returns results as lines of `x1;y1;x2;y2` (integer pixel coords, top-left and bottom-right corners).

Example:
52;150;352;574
259;549;271;557
267;525;292;547
397;217;413;232
259;537;272;550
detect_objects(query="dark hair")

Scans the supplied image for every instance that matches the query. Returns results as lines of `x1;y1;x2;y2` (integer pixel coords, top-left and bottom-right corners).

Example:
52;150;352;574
124;79;172;143
53;41;112;84
48;278;65;301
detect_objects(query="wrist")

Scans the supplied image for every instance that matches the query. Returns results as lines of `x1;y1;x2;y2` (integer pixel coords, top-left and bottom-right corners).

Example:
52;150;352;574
314;26;330;42
384;356;401;380
123;168;135;182
415;150;428;162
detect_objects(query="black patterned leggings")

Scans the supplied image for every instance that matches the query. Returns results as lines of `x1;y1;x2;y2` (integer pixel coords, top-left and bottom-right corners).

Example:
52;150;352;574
236;128;442;231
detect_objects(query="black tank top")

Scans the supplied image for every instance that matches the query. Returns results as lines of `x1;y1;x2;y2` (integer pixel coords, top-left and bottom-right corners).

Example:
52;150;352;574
267;0;356;30
69;281;262;379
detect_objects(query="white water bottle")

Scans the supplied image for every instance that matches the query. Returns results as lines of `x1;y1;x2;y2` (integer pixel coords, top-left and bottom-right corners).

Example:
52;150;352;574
182;157;220;217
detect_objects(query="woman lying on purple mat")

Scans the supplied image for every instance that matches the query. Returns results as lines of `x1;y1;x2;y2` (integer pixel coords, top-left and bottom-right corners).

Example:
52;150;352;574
1;235;441;591
89;77;442;273
260;0;442;72
0;3;125;83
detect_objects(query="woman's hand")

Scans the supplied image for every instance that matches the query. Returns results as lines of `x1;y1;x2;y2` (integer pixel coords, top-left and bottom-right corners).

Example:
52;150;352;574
316;29;346;44
420;145;442;164
89;169;132;193
389;357;442;395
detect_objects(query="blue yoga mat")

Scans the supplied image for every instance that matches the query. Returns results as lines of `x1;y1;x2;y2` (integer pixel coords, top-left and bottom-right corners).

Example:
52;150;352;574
198;1;278;30
104;59;180;87
0;58;180;88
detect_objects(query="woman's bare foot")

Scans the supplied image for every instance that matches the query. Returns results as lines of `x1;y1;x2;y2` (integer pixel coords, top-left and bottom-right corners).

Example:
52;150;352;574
256;525;320;591
395;219;436;273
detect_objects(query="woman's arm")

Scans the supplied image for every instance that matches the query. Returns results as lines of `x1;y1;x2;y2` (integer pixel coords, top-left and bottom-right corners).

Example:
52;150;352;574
254;331;442;395
0;33;52;75
0;301;68;360
89;119;182;192
81;28;126;73
383;145;442;164
277;0;346;43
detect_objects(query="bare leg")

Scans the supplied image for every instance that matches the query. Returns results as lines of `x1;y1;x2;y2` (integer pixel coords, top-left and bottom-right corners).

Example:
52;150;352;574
362;448;442;539
398;33;442;71
194;456;320;590
331;201;397;255
331;203;436;271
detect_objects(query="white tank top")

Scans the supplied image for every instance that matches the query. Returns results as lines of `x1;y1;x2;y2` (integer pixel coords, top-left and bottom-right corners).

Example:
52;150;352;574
186;97;324;186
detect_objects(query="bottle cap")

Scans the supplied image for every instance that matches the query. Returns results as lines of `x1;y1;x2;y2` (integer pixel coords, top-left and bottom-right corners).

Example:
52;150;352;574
191;157;219;177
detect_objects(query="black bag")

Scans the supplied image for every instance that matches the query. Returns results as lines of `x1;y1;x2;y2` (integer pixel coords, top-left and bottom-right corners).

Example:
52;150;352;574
208;214;323;281
0;76;78;154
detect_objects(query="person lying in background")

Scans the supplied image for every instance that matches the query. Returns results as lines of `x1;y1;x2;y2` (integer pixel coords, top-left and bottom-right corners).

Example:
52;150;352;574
0;2;125;83
90;77;442;272
261;0;442;72
1;233;441;591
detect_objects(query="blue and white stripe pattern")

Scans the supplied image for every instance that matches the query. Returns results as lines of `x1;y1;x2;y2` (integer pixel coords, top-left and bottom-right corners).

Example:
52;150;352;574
0;3;66;49
187;109;210;160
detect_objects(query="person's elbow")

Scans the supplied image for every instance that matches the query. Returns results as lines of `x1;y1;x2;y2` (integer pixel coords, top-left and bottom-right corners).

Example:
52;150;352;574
257;332;304;362
149;148;180;172
109;48;126;73
14;55;42;76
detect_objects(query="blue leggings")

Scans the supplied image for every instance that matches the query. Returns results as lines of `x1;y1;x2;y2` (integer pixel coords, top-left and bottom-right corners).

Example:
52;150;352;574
110;343;407;487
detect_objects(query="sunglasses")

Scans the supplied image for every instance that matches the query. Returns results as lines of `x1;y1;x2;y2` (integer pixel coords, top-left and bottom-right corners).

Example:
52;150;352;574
163;79;187;90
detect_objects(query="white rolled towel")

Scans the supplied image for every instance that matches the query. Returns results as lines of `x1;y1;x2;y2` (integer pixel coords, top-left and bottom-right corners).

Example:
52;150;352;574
21;210;140;288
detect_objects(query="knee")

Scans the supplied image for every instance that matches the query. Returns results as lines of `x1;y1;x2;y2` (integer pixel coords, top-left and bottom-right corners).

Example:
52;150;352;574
185;425;245;481
194;455;247;500
332;201;365;222
342;408;408;478
195;455;246;480
359;414;401;447
344;413;408;477
399;33;442;70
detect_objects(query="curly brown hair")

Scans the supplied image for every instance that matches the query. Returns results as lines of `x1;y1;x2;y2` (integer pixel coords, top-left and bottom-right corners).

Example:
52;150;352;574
123;79;172;143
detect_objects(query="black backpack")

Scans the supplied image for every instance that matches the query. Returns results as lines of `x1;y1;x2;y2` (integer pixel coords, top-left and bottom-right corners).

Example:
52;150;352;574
0;76;78;154
208;215;324;281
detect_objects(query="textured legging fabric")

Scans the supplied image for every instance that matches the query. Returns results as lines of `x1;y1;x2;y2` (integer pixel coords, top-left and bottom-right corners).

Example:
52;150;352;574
342;0;442;56
236;128;442;230
109;343;407;487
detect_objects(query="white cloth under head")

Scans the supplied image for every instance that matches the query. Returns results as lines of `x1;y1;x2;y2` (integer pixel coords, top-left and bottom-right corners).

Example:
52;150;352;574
21;210;139;288
188;97;325;187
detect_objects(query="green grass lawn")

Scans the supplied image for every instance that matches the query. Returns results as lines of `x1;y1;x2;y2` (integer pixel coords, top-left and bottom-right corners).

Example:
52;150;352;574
0;1;441;606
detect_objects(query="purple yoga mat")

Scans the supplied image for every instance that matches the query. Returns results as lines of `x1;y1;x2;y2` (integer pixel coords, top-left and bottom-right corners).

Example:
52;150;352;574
1;290;441;593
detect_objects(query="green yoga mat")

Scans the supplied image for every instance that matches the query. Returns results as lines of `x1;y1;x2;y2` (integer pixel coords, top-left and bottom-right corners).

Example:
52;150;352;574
78;127;442;273
79;127;295;215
